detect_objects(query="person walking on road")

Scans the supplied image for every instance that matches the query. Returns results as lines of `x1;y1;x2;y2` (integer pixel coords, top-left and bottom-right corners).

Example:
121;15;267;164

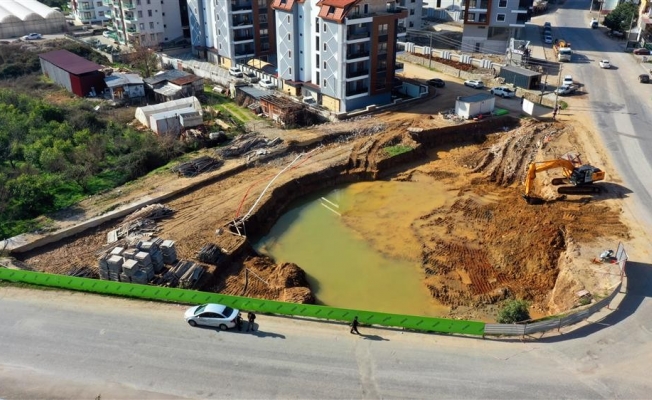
247;312;256;332
350;316;361;335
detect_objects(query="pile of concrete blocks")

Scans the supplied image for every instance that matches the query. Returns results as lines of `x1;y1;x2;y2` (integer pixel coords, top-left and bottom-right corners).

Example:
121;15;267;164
97;237;176;284
161;240;178;265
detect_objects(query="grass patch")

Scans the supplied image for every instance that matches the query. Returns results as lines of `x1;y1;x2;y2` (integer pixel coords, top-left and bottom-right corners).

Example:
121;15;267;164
559;101;568;110
384;145;413;157
203;86;259;125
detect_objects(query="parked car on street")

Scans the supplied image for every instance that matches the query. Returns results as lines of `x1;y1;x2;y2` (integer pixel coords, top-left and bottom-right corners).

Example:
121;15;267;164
184;303;239;330
639;74;650;83
244;71;259;83
544;35;553;44
562;75;574;86
633;48;651;55
464;79;484;89
555;85;577;95
426;78;445;87
599;59;611;69
259;79;276;89
490;86;516;98
229;67;243;77
22;33;42;40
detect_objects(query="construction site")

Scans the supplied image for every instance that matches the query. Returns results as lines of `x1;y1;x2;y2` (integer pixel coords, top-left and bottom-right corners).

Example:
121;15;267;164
4;89;631;322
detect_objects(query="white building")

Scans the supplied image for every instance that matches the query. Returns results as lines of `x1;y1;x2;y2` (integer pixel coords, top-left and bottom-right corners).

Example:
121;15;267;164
0;0;66;38
271;0;407;113
72;0;111;24
107;0;186;47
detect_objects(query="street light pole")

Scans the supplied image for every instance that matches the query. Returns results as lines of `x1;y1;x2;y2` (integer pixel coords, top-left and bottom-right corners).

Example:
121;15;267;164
554;65;562;114
428;32;433;69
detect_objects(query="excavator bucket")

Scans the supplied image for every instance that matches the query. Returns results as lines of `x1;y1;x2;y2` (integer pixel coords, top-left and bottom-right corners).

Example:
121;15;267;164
522;194;545;205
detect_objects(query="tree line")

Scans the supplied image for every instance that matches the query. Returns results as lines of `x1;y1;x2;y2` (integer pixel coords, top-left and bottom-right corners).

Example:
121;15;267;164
0;89;185;240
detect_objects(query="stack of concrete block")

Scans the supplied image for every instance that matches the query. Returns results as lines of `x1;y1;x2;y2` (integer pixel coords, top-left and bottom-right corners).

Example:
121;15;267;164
135;251;155;281
119;259;140;283
106;255;124;281
98;255;109;280
131;269;148;284
122;248;139;261
161;240;178;265
139;239;165;272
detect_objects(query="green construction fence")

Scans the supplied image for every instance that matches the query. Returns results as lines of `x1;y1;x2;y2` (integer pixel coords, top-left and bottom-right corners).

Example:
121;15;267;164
0;267;485;336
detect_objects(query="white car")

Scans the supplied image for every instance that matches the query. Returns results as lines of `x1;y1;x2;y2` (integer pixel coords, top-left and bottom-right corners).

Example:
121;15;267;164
599;59;611;69
555;84;576;95
184;303;239;330
102;30;114;38
229;67;243;77
22;33;42;40
562;75;574;86
490;86;516;98
464;79;484;89
259;79;276;89
544;35;553;44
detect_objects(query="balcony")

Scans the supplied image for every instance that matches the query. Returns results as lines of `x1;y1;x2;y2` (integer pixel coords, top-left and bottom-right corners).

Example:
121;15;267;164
347;30;370;41
346;69;369;78
395;62;404;72
127;26;138;33
232;15;254;28
234;45;255;57
345;86;368;98
78;4;95;10
102;0;113;5
346;50;370;59
123;1;136;9
231;1;253;11
233;33;254;42
124;13;137;21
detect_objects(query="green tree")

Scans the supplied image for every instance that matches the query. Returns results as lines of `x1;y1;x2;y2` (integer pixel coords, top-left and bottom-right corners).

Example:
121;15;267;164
497;299;531;324
603;2;638;33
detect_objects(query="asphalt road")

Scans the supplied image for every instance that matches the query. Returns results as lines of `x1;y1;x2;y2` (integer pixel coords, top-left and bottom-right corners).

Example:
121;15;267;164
1;283;652;399
548;0;652;227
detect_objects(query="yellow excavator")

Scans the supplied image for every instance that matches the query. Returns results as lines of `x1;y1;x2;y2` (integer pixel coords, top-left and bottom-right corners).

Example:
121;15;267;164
523;158;605;204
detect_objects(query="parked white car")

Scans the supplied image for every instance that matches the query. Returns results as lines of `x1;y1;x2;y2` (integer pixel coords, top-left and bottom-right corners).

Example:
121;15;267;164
229;67;243;77
184;303;239;330
22;33;42;40
544;35;553;44
464;79;484;89
490;86;516;98
599;59;611;69
259;79;276;89
562;75;574;86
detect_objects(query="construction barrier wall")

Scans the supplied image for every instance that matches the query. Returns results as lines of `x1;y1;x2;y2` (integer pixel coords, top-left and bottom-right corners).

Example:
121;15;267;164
0;268;486;336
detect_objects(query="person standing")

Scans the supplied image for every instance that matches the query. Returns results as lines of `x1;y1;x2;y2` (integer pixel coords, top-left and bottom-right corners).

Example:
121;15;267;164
235;312;243;331
247;312;256;332
350;316;361;335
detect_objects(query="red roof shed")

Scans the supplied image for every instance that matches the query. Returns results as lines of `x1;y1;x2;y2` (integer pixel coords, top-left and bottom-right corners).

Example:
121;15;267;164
39;49;106;97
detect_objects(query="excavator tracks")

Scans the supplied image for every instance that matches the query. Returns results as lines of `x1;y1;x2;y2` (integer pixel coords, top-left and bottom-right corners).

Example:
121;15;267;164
557;185;602;195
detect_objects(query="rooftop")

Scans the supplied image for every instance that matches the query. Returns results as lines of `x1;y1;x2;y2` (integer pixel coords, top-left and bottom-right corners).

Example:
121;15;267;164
105;73;144;88
500;65;542;77
144;69;193;85
457;93;495;103
39;49;104;75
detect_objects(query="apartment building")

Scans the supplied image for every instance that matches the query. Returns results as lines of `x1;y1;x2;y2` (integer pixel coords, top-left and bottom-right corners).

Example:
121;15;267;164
397;0;423;30
107;0;187;47
271;0;406;113
187;0;277;66
461;0;533;54
72;0;111;24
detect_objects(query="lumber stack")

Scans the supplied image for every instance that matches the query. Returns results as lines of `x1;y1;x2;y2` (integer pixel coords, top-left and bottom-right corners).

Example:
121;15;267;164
157;260;205;289
197;243;223;265
171;156;222;177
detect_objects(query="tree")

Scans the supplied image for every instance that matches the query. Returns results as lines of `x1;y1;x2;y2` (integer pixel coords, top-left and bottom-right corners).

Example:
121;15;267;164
124;43;160;78
603;2;638;33
497;299;531;324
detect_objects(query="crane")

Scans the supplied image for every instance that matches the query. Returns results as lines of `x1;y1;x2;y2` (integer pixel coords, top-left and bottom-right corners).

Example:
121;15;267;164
523;158;605;204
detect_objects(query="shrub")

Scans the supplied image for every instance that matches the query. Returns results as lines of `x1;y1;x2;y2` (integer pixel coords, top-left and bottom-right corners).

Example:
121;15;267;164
497;299;531;324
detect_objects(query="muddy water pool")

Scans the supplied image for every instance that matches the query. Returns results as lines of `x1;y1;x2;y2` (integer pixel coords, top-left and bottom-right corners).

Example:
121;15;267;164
255;174;460;316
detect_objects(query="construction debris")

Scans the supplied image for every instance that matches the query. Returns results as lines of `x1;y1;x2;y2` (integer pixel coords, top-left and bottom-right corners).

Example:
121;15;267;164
107;204;174;244
67;266;98;278
197;243;223;265
123;204;175;223
217;132;283;158
171;156;223;178
155;259;205;289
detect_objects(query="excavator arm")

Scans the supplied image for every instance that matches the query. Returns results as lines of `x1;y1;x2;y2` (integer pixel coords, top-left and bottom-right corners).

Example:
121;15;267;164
523;159;576;200
523;159;604;203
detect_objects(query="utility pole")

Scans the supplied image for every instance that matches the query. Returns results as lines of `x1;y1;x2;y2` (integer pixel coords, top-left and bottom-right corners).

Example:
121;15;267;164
428;32;433;69
554;65;562;118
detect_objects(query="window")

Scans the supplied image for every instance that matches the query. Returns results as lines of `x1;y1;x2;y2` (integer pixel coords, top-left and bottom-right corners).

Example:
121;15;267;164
323;43;326;51
288;33;291;40
316;54;319;64
315;18;319;32
150;33;155;41
162;12;165;16
260;28;268;35
323;79;327;87
328;6;335;14
316;71;320;83
289;67;292;74
287;15;290;23
138;10;142;17
148;9;152;16
323;61;326;69
323;23;327;32
498;0;507;6
98;11;104;16
436;0;441;6
288;50;291;57
149;22;154;28
139;23;145;30
467;12;475;21
316;36;319;50
218;29;220;34
96;1;101;6
496;13;506;21
147;0;150;4
410;9;414;15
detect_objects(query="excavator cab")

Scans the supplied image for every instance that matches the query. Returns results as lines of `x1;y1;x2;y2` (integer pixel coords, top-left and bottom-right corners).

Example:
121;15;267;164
522;159;605;203
569;165;603;185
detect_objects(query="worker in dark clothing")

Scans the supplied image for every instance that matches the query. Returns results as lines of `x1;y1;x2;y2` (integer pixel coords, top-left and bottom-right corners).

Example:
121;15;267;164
350;316;361;335
247;312;256;332
235;312;243;331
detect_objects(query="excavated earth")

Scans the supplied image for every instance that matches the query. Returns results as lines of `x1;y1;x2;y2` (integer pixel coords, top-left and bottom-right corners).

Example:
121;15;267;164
12;115;630;321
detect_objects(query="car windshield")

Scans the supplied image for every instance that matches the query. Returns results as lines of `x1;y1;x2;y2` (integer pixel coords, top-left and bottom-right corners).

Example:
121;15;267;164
195;304;207;314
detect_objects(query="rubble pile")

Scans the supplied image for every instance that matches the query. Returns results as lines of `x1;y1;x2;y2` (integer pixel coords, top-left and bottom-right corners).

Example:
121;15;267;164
197;243;223;265
107;204;175;243
217;133;282;158
171;156;223;177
